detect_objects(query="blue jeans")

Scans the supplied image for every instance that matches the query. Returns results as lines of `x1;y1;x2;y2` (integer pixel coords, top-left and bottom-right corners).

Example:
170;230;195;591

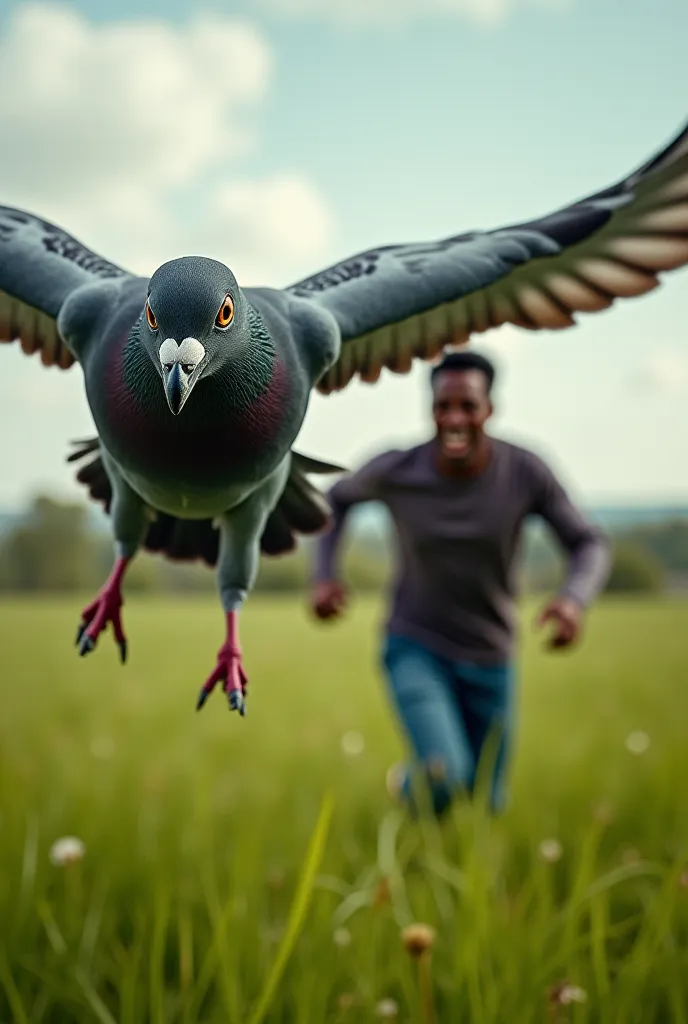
382;633;515;817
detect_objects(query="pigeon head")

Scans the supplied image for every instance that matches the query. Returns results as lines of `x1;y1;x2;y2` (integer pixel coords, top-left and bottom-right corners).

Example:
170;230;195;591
141;256;248;415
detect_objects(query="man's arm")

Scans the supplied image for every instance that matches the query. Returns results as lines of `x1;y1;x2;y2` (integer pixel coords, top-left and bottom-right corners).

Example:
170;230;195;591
310;452;393;619
530;456;612;647
312;453;391;582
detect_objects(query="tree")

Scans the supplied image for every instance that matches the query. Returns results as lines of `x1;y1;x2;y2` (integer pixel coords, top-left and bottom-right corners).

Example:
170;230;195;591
0;495;107;592
605;540;666;594
621;519;688;573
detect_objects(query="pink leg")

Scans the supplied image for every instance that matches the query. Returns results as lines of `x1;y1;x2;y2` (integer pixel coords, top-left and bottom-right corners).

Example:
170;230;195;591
196;611;248;716
76;556;130;663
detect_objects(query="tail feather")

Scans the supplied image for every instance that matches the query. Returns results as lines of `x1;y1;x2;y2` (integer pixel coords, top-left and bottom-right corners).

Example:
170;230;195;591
145;513;221;564
67;438;343;566
260;506;297;556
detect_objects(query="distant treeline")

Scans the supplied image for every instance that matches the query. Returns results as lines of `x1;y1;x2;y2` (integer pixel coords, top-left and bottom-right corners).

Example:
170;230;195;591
0;495;686;596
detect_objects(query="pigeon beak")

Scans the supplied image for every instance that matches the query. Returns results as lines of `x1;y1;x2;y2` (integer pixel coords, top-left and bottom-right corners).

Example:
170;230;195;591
164;364;190;416
158;337;206;416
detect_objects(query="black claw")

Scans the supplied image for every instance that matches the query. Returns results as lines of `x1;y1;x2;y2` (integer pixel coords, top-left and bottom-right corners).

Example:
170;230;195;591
228;690;246;716
196;688;210;711
76;622;87;646
79;634;95;657
118;640;128;665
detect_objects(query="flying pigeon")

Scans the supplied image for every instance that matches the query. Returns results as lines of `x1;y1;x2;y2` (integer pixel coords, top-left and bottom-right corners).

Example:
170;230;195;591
1;119;687;716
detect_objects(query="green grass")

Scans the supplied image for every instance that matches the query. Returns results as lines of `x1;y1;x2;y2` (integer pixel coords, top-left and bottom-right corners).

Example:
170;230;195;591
1;594;688;1022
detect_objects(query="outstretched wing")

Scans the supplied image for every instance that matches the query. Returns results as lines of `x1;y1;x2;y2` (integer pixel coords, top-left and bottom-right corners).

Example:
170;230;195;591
0;206;130;369
287;121;688;394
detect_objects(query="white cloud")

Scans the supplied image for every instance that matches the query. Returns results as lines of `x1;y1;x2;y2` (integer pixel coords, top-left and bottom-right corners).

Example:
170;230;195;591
632;349;688;397
0;6;269;202
207;176;336;282
0;3;335;284
259;0;567;28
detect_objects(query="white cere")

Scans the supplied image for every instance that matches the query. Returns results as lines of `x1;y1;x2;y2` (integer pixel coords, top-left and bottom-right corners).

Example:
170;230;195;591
158;336;206;371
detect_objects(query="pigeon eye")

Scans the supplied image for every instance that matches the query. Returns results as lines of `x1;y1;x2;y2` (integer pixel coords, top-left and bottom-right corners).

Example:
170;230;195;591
145;301;158;331
216;295;235;329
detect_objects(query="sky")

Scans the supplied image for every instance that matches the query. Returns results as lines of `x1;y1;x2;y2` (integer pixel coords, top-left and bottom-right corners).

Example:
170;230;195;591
0;0;686;508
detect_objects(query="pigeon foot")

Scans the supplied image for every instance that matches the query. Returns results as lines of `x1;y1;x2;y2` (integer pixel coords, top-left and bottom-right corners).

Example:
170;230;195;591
76;556;129;663
196;611;248;716
196;641;248;715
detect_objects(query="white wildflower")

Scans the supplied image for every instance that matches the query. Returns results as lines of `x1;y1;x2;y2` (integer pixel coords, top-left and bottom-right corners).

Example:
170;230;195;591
376;998;399;1018
559;984;588;1004
625;730;650;755
49;836;85;866
539;838;563;863
340;731;365;757
333;927;352;948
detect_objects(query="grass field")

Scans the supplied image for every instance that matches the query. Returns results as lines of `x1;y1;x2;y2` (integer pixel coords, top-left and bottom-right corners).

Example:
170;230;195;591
1;594;688;1023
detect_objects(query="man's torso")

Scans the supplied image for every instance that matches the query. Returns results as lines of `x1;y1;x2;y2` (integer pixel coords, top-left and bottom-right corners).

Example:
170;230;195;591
377;438;542;663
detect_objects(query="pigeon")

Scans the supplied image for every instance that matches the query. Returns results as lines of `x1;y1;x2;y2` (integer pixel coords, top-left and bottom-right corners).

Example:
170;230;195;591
1;119;687;716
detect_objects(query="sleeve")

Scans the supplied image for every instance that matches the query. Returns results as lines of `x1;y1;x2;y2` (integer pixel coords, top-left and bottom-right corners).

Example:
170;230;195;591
310;451;394;583
529;455;612;607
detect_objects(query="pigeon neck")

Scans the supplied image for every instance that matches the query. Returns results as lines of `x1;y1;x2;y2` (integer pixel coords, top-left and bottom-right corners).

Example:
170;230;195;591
214;302;276;411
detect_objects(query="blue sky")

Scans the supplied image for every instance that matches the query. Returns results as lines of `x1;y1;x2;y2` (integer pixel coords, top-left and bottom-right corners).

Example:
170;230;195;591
0;0;686;507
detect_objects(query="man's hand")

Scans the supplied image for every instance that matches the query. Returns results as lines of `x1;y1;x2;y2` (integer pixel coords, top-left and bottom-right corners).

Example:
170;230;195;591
536;597;583;650
310;579;348;621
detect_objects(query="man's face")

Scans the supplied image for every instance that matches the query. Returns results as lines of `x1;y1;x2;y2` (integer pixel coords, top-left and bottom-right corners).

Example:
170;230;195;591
432;368;493;464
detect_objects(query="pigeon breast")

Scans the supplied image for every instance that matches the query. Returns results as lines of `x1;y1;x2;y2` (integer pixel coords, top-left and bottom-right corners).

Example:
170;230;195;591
87;321;304;494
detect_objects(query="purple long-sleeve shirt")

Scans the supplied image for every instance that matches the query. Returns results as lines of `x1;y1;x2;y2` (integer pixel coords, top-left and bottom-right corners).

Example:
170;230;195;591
312;438;611;664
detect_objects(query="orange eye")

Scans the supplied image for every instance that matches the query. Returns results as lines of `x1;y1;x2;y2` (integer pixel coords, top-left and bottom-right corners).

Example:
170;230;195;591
145;300;158;331
215;294;234;329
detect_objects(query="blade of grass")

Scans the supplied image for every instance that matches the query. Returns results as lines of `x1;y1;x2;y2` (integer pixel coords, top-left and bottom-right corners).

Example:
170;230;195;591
184;877;238;1019
247;791;334;1024
0;953;28;1024
589;887;611;1012
78;876;110;973
74;966;118;1024
37;900;67;956
149;884;171;1024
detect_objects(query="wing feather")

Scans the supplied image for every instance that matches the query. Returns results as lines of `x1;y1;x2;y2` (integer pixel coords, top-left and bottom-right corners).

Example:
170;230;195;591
0;205;130;370
286;121;688;395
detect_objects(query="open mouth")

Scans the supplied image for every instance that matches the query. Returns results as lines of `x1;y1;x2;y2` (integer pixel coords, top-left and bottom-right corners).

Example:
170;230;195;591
441;429;471;458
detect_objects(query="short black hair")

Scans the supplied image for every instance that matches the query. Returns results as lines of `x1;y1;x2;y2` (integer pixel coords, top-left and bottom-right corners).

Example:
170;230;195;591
430;349;496;392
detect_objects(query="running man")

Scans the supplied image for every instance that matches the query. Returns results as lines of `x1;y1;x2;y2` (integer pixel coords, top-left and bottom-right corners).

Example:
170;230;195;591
309;350;611;816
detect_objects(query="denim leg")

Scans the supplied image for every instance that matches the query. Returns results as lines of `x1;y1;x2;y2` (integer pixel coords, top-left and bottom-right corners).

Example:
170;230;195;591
454;662;515;813
382;633;475;817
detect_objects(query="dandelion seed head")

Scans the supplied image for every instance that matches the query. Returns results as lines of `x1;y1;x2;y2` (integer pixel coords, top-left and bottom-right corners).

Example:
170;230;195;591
559;984;588;1004
49;836;85;866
